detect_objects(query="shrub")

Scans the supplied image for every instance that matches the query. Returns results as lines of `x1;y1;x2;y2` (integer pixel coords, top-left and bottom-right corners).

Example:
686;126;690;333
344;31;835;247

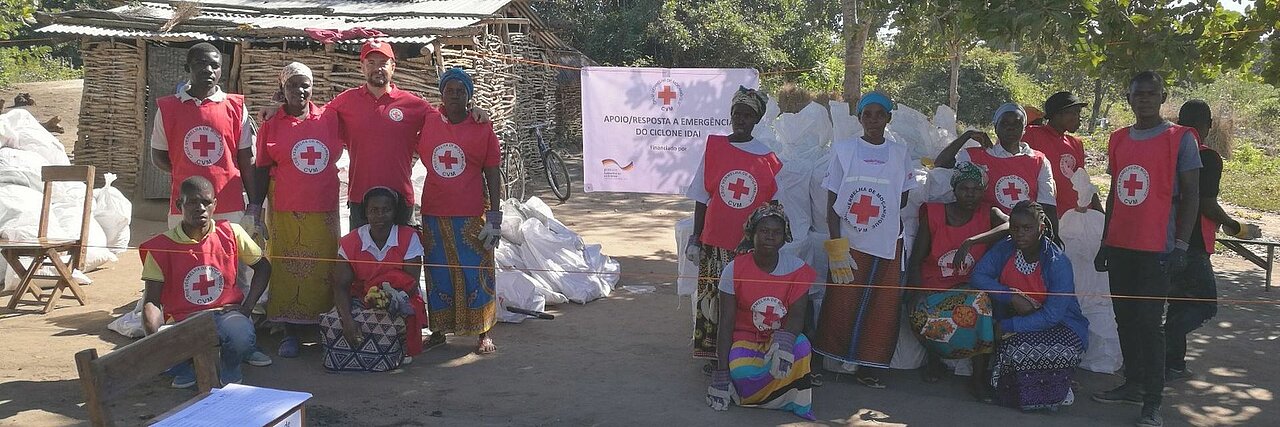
0;45;81;88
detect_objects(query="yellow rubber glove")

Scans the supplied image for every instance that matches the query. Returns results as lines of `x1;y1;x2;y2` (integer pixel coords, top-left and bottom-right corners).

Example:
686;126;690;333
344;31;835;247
824;238;857;284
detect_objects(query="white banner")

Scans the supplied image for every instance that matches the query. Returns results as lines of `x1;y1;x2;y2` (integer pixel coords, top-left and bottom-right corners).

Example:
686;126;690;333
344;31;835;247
581;67;760;194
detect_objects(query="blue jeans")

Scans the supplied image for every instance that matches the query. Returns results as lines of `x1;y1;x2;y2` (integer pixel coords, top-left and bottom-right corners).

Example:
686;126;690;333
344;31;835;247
168;310;257;385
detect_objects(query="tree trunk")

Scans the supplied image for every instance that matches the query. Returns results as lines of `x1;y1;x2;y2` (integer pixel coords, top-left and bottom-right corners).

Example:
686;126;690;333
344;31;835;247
842;0;869;107
948;43;962;112
1089;77;1104;134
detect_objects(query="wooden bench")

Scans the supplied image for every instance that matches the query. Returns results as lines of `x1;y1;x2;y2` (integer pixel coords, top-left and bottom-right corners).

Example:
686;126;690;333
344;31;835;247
76;311;220;426
1217;237;1279;291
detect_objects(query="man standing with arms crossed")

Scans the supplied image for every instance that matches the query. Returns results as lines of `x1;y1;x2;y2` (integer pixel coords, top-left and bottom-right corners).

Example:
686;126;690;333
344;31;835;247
1092;71;1201;427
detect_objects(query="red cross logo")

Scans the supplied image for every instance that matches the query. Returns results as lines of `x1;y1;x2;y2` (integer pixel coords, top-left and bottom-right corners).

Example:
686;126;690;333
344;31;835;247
750;297;786;331
432;143;465;178
300;146;323;165
192;272;217;296
1116;165;1151;206
760;304;782;328
1123;173;1145;197
1001;180;1023;200
727;178;750;200
848;194;881;225
993;175;1030;208
193;134;217;157
657;85;678;106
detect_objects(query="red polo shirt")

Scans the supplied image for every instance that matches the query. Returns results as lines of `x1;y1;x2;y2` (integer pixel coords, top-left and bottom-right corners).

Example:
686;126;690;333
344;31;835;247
255;102;343;212
327;84;435;205
417;112;502;217
1023;124;1086;214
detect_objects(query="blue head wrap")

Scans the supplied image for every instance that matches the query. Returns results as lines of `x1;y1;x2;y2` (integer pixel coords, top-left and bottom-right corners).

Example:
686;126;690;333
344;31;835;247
439;67;474;98
992;102;1027;127
856;91;894;115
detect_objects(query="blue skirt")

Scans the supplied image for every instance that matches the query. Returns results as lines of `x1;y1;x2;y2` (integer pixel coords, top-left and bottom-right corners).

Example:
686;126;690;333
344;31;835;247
422;216;496;336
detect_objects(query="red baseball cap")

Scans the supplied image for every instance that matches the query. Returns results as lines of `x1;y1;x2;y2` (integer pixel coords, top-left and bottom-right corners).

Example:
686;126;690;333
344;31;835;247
360;40;395;61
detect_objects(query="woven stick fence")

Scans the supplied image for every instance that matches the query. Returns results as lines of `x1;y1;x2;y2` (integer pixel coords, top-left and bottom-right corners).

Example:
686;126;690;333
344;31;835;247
74;39;145;194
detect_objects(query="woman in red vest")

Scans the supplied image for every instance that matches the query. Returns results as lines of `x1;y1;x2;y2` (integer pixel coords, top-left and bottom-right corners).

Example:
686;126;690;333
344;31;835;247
935;103;1058;223
249;62;342;358
905;162;1009;397
707;202;816;420
331;188;426;362
971;201;1089;411
684;87;782;366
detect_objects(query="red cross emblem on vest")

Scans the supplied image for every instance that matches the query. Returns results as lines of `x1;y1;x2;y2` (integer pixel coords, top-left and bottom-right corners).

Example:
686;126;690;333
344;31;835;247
183;265;225;305
718;170;758;209
1117;164;1151;206
432;142;466;179
993;175;1031;209
290;138;329;175
183;126;225;166
751;297;786;332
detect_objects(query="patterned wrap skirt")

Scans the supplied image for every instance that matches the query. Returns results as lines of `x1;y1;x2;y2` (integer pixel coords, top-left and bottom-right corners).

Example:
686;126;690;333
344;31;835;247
908;287;995;359
813;244;903;367
265;206;339;324
694;245;737;359
729;334;815;420
991;324;1084;411
423;216;496;336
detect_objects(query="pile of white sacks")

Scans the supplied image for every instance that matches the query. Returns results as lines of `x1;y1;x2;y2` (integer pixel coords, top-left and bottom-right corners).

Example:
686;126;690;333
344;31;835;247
674;98;1122;374
334;157;620;324
0;108;131;291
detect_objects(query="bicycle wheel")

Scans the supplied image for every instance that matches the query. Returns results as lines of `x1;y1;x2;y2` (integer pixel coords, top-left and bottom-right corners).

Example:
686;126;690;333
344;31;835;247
542;150;571;202
501;145;526;202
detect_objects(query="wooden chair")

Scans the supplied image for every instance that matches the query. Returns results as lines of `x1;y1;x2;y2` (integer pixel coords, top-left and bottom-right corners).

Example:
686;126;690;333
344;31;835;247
0;165;95;313
76;311;220;427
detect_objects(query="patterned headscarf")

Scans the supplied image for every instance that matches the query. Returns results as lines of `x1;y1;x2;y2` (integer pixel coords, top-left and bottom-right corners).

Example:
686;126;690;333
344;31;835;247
273;61;314;104
952;161;988;189
731;86;767;117
736;201;792;253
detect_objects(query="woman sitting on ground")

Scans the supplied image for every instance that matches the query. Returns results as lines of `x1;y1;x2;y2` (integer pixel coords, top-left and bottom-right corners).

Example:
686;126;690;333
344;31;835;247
708;201;816;420
905;162;1009;400
969;201;1089;411
331;188;428;363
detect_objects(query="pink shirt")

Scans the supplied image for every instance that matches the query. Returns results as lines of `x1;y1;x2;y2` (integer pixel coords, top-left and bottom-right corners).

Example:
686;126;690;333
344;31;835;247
417;112;501;217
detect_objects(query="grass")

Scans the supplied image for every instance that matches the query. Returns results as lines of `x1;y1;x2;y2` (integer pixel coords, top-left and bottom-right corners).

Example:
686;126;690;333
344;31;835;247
1084;139;1280;213
0;46;81;89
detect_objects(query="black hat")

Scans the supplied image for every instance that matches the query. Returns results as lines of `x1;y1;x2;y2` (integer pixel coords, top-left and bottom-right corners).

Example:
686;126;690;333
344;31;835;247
1044;91;1087;117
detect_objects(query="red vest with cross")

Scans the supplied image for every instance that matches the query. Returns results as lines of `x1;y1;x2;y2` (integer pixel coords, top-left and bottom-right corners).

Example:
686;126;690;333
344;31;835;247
338;225;427;355
157;94;247;215
964;146;1045;213
730;253;815;342
1104;125;1190;252
1023;124;1085;215
700;135;782;250
920;202;992;290
140;221;243;322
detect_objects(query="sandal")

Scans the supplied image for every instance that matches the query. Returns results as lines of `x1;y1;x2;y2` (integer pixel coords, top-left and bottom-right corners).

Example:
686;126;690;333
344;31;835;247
424;333;446;351
702;361;715;377
810;373;824;387
475;337;496;355
855;374;886;389
277;336;300;358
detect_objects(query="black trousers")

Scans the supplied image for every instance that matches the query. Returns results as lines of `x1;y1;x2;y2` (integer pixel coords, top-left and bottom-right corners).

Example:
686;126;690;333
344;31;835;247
1107;248;1170;406
1164;251;1217;371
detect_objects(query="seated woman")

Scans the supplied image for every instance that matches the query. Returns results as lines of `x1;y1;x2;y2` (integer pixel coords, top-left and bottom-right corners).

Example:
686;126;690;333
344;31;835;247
330;188;427;366
905;163;1009;400
970;201;1089;411
707;202;816;420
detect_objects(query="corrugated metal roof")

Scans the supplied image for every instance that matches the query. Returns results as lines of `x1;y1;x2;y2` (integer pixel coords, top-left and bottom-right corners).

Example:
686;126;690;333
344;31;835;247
35;23;243;41
149;0;512;17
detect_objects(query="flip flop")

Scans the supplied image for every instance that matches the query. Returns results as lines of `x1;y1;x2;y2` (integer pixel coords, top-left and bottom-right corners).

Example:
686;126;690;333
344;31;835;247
475;337;496;355
855;374;886;389
810;373;824;387
424;334;446;351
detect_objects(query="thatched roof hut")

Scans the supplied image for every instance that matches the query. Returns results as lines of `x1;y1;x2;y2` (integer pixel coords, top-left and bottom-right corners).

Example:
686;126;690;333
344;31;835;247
34;0;585;199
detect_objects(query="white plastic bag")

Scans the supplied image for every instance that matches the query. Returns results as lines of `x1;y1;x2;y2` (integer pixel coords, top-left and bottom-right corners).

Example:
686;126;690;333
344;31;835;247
1060;208;1122;373
674;216;697;296
808;153;832;232
499;199;528;245
0;109;70;166
107;311;146;338
518;218;607;304
889;315;927;369
495;270;547;323
336;151;350;236
93;173;132;254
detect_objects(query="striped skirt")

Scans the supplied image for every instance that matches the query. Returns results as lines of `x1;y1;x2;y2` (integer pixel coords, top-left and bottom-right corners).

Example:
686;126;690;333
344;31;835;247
813;245;903;367
729;334;815;420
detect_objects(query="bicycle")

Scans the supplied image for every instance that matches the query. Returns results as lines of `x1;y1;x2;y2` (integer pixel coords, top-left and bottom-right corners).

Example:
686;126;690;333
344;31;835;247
498;129;527;203
525;123;572;202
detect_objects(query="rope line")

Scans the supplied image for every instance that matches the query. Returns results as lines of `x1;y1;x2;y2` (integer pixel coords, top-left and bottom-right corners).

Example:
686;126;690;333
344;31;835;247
18;241;1274;306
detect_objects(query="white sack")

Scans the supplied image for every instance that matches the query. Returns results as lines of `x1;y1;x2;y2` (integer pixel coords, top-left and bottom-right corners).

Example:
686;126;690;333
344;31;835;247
806;230;830;296
495;270;548;323
808;153;831;232
518;217;608;304
93;173;132;254
107;311;146;338
1059;208;1122;373
336;151;350;236
675;216;697;296
0;109;70;166
889;314;927;369
828;101;862;141
48;182;116;270
499;199;528;245
583;243;621;291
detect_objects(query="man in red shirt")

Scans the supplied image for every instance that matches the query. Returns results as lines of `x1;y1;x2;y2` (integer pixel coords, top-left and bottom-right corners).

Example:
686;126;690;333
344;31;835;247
1022;91;1103;215
327;41;489;229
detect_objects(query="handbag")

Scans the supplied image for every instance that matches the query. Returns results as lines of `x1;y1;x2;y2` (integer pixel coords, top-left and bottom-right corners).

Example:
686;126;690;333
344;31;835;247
319;306;407;372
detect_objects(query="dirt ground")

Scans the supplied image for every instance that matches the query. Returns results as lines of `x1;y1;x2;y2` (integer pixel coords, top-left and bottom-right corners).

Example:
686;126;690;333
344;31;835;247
1;80;1277;426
